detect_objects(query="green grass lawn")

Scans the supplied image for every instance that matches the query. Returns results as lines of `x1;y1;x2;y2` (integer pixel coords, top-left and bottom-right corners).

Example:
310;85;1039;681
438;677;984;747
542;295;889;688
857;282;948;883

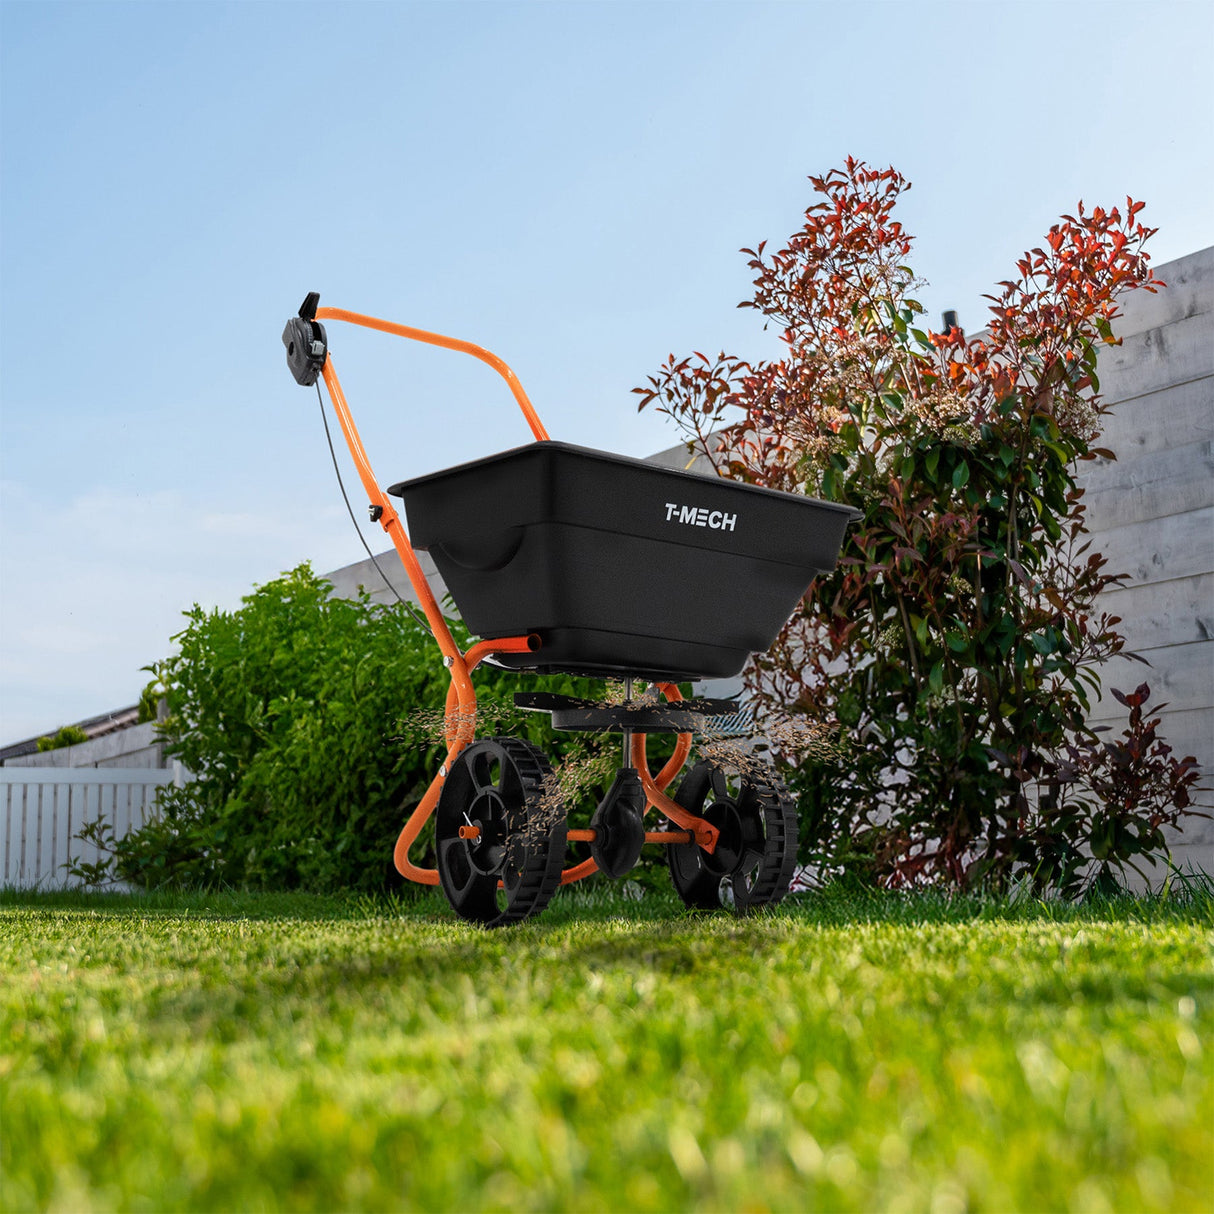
2;883;1211;1213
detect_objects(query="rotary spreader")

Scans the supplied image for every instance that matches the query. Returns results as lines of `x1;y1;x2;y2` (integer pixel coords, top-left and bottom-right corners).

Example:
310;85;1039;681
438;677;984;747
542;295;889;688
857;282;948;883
283;294;858;926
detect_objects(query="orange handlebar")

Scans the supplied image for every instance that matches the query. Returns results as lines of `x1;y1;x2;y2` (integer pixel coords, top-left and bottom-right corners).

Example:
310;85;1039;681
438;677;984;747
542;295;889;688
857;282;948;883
308;301;555;887
313;306;550;442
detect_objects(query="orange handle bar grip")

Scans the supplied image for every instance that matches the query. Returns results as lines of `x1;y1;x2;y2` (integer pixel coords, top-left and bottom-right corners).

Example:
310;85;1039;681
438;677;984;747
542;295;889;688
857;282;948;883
313;306;550;442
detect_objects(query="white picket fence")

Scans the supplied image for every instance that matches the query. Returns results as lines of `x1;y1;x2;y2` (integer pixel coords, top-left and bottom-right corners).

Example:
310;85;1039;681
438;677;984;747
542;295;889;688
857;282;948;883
1;768;182;890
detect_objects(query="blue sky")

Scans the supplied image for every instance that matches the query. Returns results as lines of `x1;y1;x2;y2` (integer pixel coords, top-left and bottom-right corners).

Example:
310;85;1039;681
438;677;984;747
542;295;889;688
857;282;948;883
1;0;1211;742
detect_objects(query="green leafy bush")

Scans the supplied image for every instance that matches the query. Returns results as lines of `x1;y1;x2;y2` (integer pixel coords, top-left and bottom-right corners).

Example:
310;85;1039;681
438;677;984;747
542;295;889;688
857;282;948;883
36;725;89;752
136;679;161;724
89;563;644;892
125;564;451;891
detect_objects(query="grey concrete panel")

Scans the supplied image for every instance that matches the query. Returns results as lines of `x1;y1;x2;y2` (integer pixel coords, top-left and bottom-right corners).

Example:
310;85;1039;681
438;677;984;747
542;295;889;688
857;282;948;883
1080;440;1214;530
1092;376;1214;458
1099;573;1214;650
7;722;162;769
1109;246;1214;340
645;441;721;477
1089;507;1214;588
1098;312;1214;404
1087;702;1213;764
1128;838;1214;893
325;547;450;611
96;746;162;770
1089;648;1214;721
1166;849;1214;888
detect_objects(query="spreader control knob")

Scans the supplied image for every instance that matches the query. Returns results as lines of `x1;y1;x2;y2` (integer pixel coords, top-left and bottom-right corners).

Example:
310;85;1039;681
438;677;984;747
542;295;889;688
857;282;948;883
282;293;328;387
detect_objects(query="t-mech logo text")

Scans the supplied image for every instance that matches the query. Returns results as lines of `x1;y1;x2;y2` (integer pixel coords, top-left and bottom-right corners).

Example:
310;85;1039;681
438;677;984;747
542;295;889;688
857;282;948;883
664;502;738;532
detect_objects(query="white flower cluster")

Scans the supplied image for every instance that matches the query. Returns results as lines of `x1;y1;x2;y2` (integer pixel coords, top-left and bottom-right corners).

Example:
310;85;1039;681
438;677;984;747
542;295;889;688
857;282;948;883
905;384;979;443
1053;394;1100;444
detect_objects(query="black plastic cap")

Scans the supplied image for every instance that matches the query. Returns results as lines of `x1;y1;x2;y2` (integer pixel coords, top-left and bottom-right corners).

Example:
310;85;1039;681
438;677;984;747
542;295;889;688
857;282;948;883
282;314;327;386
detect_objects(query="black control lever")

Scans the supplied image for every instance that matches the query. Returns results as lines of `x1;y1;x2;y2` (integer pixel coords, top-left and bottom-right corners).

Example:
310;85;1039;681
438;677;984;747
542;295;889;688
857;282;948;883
282;292;327;386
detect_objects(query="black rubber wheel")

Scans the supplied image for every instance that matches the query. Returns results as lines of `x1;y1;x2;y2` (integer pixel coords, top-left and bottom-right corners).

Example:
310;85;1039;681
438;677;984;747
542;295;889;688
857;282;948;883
667;758;798;913
435;737;567;928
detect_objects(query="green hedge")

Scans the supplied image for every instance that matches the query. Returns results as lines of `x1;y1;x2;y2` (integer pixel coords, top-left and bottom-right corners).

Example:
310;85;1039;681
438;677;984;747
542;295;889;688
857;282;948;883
97;564;611;892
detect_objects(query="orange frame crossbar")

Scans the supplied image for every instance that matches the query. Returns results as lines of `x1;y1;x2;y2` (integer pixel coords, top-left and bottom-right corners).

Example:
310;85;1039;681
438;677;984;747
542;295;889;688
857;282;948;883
311;305;714;887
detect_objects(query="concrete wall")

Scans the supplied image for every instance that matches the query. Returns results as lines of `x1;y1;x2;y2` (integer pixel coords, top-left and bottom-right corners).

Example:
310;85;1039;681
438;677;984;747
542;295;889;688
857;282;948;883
5;722;164;770
1076;245;1214;878
325;546;450;610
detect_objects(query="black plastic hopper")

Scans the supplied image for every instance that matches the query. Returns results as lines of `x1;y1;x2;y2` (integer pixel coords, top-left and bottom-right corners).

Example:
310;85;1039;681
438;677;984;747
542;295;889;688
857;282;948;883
389;441;859;681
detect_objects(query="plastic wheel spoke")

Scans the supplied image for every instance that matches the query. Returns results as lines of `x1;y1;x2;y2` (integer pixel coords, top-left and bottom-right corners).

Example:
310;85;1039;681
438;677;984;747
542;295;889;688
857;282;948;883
675;762;713;812
468;752;497;797
437;838;497;918
738;843;764;873
436;837;473;893
730;874;754;911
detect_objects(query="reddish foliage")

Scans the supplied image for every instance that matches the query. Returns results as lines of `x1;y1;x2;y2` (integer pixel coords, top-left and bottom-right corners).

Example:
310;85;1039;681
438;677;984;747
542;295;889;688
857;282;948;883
636;160;1204;894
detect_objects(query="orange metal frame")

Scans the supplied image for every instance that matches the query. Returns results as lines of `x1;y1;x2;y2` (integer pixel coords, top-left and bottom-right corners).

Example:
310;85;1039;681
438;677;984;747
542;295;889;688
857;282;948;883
312;305;716;887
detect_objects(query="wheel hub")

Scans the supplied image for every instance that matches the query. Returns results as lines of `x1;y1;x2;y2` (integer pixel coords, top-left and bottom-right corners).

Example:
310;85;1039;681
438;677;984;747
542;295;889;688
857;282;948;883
466;790;507;875
701;800;745;876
